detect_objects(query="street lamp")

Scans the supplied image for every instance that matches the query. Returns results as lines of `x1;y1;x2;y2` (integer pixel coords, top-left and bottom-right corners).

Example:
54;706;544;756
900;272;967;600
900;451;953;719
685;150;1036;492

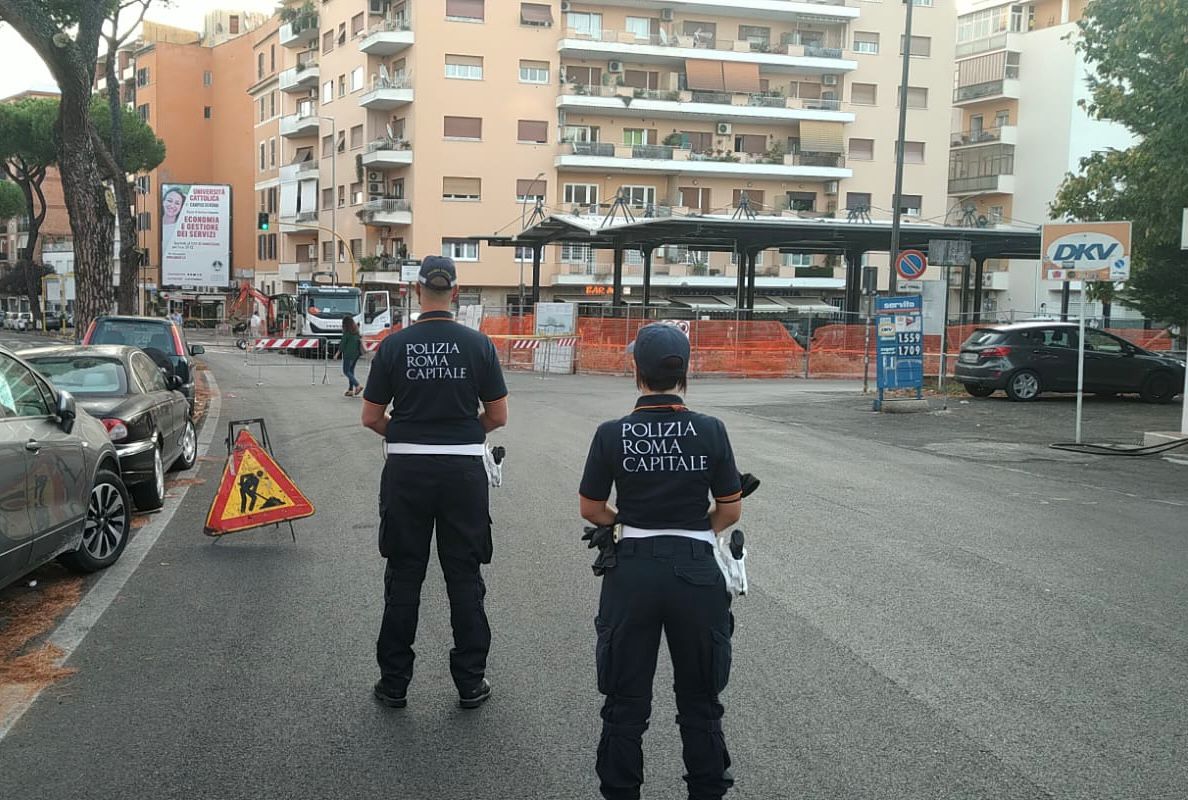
315;115;339;282
519;171;545;314
887;0;916;298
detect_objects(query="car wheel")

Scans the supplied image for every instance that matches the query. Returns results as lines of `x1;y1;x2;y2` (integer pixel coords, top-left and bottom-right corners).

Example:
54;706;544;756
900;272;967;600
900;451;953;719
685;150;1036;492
171;420;198;472
1006;369;1041;402
60;469;131;573
964;384;995;398
130;445;167;511
1140;371;1177;404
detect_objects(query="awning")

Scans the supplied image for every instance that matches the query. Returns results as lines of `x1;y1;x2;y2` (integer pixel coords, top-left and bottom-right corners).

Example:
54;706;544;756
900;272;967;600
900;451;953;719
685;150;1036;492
799;120;844;154
773;297;837;314
520;2;553;26
750;296;790;314
685;59;724;92
722;62;760;93
555;294;612;304
622;296;672;305
672;296;734;311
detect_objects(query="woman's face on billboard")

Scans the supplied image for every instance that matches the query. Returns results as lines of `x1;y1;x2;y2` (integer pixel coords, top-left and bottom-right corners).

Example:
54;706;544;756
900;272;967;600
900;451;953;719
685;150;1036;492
163;190;185;223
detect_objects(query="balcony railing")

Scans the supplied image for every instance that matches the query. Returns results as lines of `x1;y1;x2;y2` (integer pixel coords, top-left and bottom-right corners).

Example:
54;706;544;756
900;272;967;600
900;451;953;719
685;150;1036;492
562;84;846;114
954;72;1020;102
950;127;1007;147
561;28;848;60
365;138;412;154
297;159;319;174
363;198;411;213
947;174;1012;194
562;142;846;169
294;211;319;224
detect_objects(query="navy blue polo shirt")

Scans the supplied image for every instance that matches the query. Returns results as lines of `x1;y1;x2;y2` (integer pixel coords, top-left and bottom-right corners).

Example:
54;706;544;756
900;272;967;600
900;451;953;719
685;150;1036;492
363;311;508;445
580;394;742;531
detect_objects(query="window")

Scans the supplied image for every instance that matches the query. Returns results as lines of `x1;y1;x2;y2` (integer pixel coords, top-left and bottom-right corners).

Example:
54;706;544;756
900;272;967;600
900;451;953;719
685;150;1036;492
560;243;592;263
846;192;872;210
561;125;599;143
0;354;51;418
268;234;277;261
734;134;767;155
350;239;363;261
567;11;602;37
622;186;656;208
350;125;364;149
516;178;547;202
519;60;549;83
900;35;932;57
446;0;485;21
905;86;928;109
338;74;346;97
443;116;482;139
442;238;480;261
257;53;265;79
520;2;554;27
622;70;659;90
269;138;276;167
258;96;267;122
851;82;877;105
137;104;149;122
203;106;212;119
322;240;334;262
514;246;534;260
136;67;150;86
337;22;347;44
625;16;652;40
268;187;277;213
894;194;922;216
351;66;364;92
229;14;240;34
738;25;770;48
258;234;266;260
322;30;334;54
678;186;710;212
783;252;814;268
623;129;652;146
135;175;150;194
338;185;346;208
321;134;333;158
517;120;548;144
732;189;765;210
270;44;276;72
849;138;874;160
443;177;482;200
136;211;152;231
445;54;484;80
322;80;333;105
270;91;277;118
995;110;1010;128
351;12;364;36
786;192;816;212
853;31;879;54
321;188;333;210
259;142;266;171
203;70;213;86
988;205;1004;223
564;184;598;207
898;141;925;164
1084;330;1126;354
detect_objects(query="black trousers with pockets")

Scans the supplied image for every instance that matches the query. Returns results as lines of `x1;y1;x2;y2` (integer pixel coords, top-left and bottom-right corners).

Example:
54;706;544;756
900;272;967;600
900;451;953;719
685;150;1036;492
377;454;493;693
595;536;734;800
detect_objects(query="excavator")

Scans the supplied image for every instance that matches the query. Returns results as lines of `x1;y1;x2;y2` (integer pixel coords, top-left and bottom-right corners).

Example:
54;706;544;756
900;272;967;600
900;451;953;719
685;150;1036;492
226;281;298;348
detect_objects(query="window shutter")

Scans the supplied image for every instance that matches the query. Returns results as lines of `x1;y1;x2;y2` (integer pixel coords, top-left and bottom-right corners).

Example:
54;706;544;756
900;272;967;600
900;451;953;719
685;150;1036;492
444;116;483;138
848;138;874;160
851;83;877;105
517;178;547;197
799;121;844;153
684;59;724;91
520;2;553;25
721;62;760;93
443;177;481;197
517;120;549;143
446;0;485;20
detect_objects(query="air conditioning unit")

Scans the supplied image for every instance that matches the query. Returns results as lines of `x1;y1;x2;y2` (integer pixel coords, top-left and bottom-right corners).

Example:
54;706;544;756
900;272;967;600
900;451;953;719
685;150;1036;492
608;60;624;74
560;0;572;12
368;171;382;181
660;8;674;22
716;122;733;136
821;75;839;86
824;181;839;195
368;182;384;193
369;194;383;202
368;0;388;14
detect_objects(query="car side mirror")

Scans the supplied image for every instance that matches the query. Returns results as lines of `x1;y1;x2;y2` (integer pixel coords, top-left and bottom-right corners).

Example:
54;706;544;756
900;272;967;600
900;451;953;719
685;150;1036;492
56;390;77;434
169;374;184;390
190;344;205;356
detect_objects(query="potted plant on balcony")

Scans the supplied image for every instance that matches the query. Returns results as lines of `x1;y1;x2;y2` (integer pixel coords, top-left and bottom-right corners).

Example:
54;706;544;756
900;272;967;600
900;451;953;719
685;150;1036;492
761;141;786;165
358;256;379;272
662;132;685;147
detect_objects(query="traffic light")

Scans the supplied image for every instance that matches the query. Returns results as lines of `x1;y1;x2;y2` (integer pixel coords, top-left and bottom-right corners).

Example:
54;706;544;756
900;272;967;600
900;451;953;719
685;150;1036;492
257;212;270;231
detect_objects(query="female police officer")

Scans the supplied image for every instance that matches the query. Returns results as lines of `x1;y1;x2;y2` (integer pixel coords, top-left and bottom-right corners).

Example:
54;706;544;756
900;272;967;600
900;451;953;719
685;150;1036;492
579;323;742;800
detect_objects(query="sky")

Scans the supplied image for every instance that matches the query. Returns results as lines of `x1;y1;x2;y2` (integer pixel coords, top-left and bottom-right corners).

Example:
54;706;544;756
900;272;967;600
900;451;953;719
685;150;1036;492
0;1;277;100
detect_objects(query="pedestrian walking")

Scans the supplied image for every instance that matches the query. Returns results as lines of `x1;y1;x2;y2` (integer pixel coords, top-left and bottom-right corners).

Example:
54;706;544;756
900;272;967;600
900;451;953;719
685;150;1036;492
340;316;363;397
579;323;743;800
361;256;509;710
249;309;263;340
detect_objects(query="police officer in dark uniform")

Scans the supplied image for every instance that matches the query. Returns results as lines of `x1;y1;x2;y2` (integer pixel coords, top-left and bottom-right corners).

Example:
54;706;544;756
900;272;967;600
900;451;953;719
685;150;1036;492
579;323;743;800
361;256;508;710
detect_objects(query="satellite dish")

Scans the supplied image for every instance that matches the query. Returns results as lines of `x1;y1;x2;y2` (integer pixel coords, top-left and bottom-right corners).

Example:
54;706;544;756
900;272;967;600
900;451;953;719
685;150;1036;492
976;215;989;228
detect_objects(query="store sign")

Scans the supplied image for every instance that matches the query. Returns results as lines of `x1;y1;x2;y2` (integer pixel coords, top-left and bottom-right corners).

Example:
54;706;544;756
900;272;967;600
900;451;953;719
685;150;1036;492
1042;221;1131;282
584;286;613;295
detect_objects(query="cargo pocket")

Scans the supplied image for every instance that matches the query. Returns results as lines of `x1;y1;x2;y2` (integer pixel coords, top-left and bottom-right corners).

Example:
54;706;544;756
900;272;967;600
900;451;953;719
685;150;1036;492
673;563;723;587
478;514;494;565
377;498;391;558
595;616;614;695
710;629;732;695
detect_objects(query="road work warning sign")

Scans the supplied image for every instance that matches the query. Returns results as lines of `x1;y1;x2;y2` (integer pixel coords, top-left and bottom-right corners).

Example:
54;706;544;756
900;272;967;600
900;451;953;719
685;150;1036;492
205;430;314;536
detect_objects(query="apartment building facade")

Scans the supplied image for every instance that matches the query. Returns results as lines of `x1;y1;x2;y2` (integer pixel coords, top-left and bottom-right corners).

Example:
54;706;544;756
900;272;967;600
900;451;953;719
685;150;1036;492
265;0;957;311
949;0;1136;321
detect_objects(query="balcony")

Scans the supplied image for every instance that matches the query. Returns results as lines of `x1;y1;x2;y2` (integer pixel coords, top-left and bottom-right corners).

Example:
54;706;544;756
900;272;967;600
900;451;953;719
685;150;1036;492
558;30;857;75
359;78;413;110
280;211;320;233
279;16;318;49
359;19;414;56
280;111;320;138
583;1;858;24
296;159;319;176
279;262;317;282
557;85;853;125
361;139;413;169
948;174;1016;196
950;125;1017;149
954;76;1021;105
279;62;319;93
358;198;412;226
556;142;850;180
955;32;1025;59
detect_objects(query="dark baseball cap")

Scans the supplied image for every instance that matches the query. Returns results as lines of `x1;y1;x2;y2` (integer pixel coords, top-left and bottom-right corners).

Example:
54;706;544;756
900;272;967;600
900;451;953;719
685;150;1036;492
419;255;458;290
631;323;690;378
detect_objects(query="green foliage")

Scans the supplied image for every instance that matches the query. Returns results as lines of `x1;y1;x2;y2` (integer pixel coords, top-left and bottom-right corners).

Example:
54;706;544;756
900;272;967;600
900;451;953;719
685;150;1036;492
1050;0;1188;323
0;180;24;220
89;98;166;173
0;97;58;169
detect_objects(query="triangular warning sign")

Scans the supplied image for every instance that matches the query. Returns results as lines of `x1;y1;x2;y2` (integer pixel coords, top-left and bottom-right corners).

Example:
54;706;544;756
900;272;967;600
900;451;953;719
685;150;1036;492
205;430;315;536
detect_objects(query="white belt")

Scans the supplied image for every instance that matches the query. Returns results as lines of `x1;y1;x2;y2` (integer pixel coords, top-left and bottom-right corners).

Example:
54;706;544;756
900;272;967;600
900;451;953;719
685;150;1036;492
621;525;716;546
385;443;486;456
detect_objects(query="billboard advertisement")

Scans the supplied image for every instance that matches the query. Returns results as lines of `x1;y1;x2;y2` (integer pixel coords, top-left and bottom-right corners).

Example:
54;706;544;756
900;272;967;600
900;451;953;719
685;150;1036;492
1041;221;1131;282
161;183;231;287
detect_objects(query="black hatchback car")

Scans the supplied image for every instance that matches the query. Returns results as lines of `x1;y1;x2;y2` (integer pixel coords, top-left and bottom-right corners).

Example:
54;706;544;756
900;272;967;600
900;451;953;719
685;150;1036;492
82;316;205;410
954;322;1186;402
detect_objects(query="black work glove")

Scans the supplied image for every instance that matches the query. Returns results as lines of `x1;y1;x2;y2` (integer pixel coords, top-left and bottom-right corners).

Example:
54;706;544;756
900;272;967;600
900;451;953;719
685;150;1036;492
739;473;761;498
582;525;618;576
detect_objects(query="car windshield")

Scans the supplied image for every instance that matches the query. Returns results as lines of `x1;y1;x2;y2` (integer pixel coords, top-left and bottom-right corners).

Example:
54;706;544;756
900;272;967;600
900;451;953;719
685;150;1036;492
29;357;129;396
307;294;360;318
962;329;1006;348
91;320;178;355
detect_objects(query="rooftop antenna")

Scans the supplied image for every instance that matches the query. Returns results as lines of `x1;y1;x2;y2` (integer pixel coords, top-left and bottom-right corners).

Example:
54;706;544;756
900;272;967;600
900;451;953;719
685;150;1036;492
846;204;872;224
732;191;757;220
601;190;636;227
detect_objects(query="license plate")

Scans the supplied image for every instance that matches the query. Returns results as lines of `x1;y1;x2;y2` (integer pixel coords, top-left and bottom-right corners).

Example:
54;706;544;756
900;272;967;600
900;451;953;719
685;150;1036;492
959;352;978;364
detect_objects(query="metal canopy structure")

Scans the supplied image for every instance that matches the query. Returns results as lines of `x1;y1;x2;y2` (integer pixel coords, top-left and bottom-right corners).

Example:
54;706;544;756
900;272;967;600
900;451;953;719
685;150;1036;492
478;212;1042;321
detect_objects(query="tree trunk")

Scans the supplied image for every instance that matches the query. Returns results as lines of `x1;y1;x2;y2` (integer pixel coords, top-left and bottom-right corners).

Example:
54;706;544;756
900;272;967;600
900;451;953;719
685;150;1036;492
104;47;138;314
1102;300;1112;329
16;177;43;325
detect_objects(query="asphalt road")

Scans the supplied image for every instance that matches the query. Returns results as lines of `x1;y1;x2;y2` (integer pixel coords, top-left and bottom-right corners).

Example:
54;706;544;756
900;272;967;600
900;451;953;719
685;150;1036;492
1;347;1185;800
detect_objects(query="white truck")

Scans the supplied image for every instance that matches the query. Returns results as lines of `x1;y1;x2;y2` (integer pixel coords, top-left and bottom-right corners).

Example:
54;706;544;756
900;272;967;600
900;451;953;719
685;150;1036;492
292;275;393;353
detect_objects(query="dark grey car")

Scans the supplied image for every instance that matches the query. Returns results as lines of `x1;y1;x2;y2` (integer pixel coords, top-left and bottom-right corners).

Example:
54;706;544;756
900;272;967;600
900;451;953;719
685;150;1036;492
0;346;132;592
954;322;1186;402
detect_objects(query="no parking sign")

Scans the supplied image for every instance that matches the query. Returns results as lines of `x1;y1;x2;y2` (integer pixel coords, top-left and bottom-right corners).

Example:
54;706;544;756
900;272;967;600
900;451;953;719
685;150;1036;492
895;250;928;281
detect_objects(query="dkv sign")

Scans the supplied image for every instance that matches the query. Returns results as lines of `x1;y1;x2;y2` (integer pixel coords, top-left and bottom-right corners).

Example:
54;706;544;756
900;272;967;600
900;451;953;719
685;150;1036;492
1042;221;1132;282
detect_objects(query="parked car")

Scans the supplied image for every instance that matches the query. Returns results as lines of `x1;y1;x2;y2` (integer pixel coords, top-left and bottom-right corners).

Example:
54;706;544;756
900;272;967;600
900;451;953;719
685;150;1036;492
2;312;17;330
955;322;1186;402
82;315;205;411
20;345;197;510
13;312;33;332
0;345;132;592
44;310;71;331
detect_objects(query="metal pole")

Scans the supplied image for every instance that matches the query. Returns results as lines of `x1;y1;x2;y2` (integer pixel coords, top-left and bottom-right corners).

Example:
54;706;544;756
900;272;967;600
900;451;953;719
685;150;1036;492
1076;290;1086;443
1181;321;1188;434
887;0;915;299
862;310;872;394
939;264;951;391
